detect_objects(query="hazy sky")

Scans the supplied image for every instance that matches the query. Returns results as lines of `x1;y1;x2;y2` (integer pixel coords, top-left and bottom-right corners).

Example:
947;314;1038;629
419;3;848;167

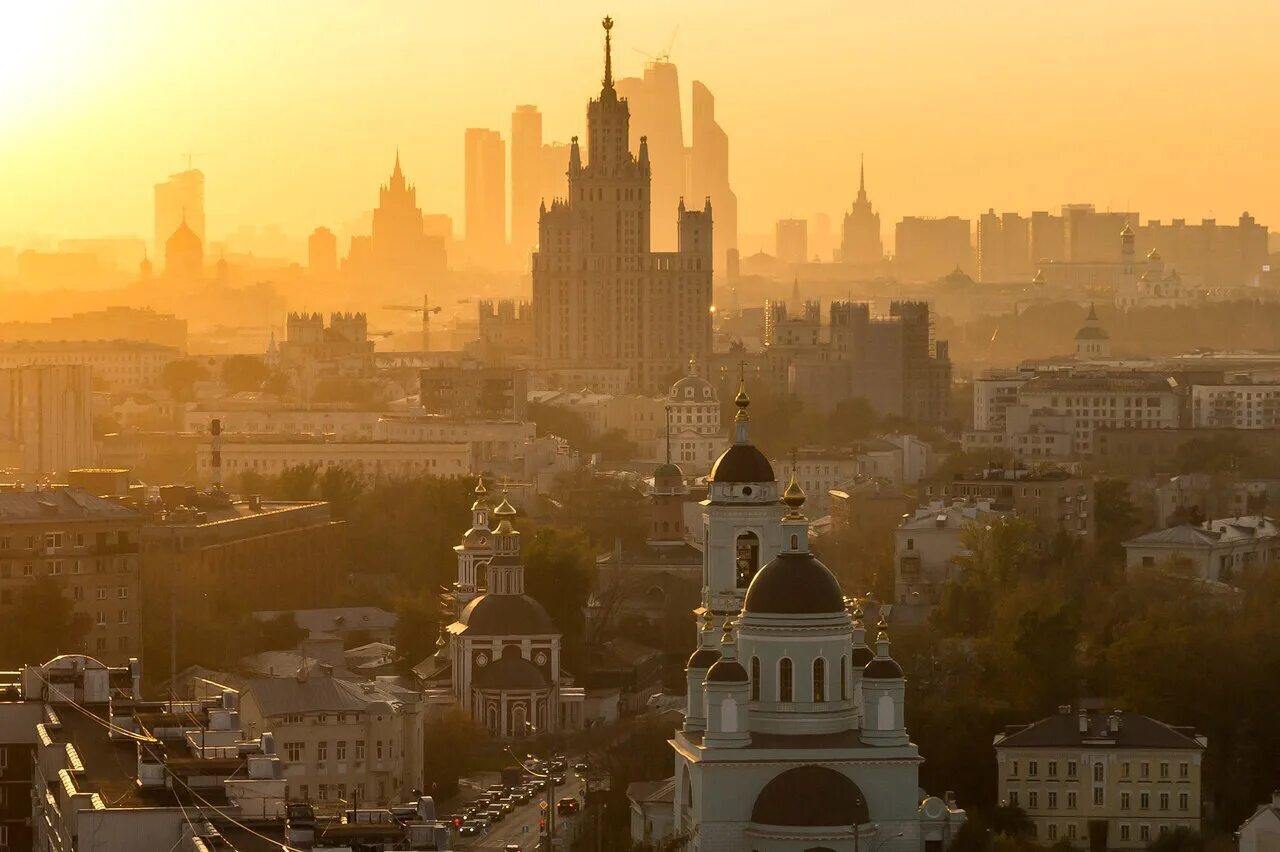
2;0;1277;246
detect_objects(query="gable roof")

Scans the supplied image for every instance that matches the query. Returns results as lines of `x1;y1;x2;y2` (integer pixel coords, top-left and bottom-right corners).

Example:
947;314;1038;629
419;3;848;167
996;711;1203;750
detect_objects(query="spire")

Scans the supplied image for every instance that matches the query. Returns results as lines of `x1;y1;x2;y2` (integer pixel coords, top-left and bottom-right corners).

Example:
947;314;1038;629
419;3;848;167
860;153;866;193
1087;303;1099;322
392;148;403;180
664;406;673;465
601;16;615;93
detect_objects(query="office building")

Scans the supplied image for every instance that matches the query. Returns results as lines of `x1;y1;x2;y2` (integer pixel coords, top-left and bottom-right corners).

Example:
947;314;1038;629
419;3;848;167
775;218;809;265
464;128;506;259
348;153;447;293
153;168;204;256
308;226;339;279
511;105;543;255
995;706;1205;850
688;80;739;271
531;18;713;392
895;216;972;280
0;365;94;477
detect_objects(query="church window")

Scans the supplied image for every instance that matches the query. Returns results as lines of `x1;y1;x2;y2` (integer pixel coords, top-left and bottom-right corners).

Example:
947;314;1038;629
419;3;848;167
778;658;793;702
812;658;825;702
735;532;761;588
750;658;760;701
840;655;848;699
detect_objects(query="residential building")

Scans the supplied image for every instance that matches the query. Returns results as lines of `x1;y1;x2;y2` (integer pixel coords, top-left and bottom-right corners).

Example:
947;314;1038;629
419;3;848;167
252;607;397;646
639;385;965;849
895;216;972;280
1123;515;1279;583
185;405;384;440
0;305;187;351
772;449;860;517
237;669;424;806
1237;791;1280;852
977;210;1032;282
1095;428;1280;476
195;435;472;486
419;364;527;421
856;435;935;486
510;105;543;256
973;371;1030;431
464;127;506;258
919;467;1095;545
1191;383;1280;429
0;364;94;477
0;340;179;390
775;218;809;265
662;359;724;476
1016;373;1182;456
531;19;713;392
994;705;1206;850
0;487;141;662
687;80;739;273
307;226;339;280
895;500;1010;604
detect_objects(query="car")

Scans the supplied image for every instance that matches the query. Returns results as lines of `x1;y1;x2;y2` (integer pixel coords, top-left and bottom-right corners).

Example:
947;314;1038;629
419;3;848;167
573;762;588;774
512;788;532;803
552;774;565;785
484;807;505;823
556;796;580;815
504;845;523;852
471;813;493;829
458;821;482;836
550;758;567;773
497;800;515;814
487;784;506;794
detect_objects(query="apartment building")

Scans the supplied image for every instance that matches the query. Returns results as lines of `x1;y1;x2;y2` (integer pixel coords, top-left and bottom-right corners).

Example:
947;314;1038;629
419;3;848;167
1016;374;1182;456
1123;515;1279;583
1190;384;1280;429
0;364;94;477
895;500;1011;604
995;706;1205;850
0;340;179;390
238;670;425;807
0;488;142;663
919;467;1095;545
195;435;473;486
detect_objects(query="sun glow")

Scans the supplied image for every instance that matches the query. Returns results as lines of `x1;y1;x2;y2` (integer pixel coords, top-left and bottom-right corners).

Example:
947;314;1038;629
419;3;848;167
0;4;113;134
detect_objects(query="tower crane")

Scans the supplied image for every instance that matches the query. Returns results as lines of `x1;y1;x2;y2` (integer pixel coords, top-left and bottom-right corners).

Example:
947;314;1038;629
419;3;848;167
382;295;443;351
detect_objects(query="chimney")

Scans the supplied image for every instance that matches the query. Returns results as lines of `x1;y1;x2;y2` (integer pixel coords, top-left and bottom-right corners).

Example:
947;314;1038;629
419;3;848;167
1078;711;1089;734
211;418;223;491
1108;714;1121;734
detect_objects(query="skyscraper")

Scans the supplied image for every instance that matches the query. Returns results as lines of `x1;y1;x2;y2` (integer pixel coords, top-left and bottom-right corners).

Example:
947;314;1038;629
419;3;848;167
308;227;338;280
616;60;684;251
362;152;446;292
510;106;543;256
154;169;204;257
775;219;808;265
688;80;739;271
464;128;506;260
976;210;1031;282
840;157;883;266
532;18;712;392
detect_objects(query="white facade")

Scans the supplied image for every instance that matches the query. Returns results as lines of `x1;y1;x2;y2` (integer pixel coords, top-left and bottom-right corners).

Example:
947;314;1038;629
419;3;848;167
894;501;1009;604
195;437;473;485
1124;515;1280;583
1190;384;1280;429
1016;377;1181;456
973;373;1028;431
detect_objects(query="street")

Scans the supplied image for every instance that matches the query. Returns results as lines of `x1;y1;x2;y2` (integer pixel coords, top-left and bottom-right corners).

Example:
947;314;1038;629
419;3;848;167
452;770;586;851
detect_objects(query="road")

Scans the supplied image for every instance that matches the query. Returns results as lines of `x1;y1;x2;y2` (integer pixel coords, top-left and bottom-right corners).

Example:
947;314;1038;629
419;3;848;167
452;771;586;851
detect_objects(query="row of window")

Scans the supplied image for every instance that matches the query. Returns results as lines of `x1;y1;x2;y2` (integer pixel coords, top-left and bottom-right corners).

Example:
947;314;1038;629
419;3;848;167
1010;789;1190;811
0;558;133;578
1036;823;1176;842
1011;759;1188;779
0;585;132;606
283;739;393;763
747;655;849;703
292;779;396;803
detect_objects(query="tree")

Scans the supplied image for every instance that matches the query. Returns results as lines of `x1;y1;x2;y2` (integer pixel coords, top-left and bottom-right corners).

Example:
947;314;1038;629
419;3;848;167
221;355;271;393
391;591;444;673
828;396;880;441
160;358;209;401
253;612;307;652
318;466;365;518
549;470;646;550
421;708;483;799
0;576;91;667
523;527;594;669
1095;478;1143;561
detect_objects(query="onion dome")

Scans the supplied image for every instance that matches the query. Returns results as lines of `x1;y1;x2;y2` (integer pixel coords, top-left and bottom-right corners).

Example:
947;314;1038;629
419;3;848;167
782;471;805;515
751;766;870;827
1032;268;1046;286
742;551;844;614
670;356;716;402
709;381;775;484
863;614;903;679
492;490;517;533
848;599;874;666
1120;222;1135;238
705;621;749;683
1074;304;1109;340
1147;248;1161;261
457;595;556;636
687;613;722;670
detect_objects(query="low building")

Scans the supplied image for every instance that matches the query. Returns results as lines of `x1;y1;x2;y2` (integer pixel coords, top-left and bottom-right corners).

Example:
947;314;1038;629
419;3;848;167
894;500;1010;604
1123;515;1279;583
237;668;425;807
994;705;1206;850
856;435;936;486
185;405;384;440
1237;791;1280;852
0;487;142;663
0;339;179;390
419;364;528;421
195;435;473;486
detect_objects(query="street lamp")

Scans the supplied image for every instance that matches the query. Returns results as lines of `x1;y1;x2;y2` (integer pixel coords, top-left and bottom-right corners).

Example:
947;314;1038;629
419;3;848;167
506;732;558;852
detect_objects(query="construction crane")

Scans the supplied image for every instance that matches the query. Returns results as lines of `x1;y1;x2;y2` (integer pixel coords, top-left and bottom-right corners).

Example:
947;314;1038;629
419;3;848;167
382;295;442;351
631;25;679;64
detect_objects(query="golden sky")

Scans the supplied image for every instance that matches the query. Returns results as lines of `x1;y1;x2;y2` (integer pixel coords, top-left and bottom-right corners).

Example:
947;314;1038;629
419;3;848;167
1;0;1277;245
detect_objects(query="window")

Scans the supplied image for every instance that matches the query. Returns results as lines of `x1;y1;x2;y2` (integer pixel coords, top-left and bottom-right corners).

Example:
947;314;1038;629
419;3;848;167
1009;791;1019;806
1068;824;1077;841
1048;761;1058;777
1122;762;1131;778
1179;762;1189;779
1068;792;1078;809
1094;787;1105;806
812;658;826;702
1159;793;1169;811
376;740;384;759
1140;792;1150;810
1094;763;1104;782
284;742;304;762
1029;792;1039;809
355;740;366;760
1140;825;1150;841
95;611;107;626
1121;824;1131;841
283;714;303;724
1048;792;1058;809
1121;792;1131;810
318;784;328;801
118;610;129;624
1048;825;1058;840
317;741;327;762
841;655;848;699
1141;762;1150;778
1160;762;1169;779
299;784;309;801
336;741;347;761
1010;760;1019;777
779;658;793;702
96;587;107;600
1029;760;1039;777
750;658;760;701
1179;793;1189;811
337;784;346;802
1067;760;1078;778
117;586;128;599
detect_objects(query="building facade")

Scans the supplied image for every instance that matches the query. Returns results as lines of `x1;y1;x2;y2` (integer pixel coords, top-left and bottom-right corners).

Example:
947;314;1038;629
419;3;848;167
0;341;179;391
196;436;472;486
1123;515;1278;584
994;706;1205;850
531;18;713;392
0;364;94;477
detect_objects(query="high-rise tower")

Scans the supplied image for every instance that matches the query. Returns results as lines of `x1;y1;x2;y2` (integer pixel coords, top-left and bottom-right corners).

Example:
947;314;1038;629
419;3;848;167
510;105;543;256
840;156;883;266
465;128;507;260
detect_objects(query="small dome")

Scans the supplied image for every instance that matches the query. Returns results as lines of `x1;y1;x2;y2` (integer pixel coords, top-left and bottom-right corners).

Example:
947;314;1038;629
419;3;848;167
686;647;721;670
863;657;904;679
670;374;715;402
473;651;548;691
705;657;749;683
1120;223;1135;238
709;444;775;484
1074;326;1109;340
167;220;201;254
743;552;845;614
458;594;556;636
751;766;869;827
1147;248;1162;260
654;462;683;481
851;644;874;667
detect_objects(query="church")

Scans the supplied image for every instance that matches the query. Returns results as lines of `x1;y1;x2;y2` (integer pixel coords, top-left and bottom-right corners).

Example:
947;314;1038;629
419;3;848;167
419;479;584;737
629;385;965;851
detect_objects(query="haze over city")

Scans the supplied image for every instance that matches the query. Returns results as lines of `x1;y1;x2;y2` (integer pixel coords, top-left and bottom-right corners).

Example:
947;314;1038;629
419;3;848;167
3;0;1279;244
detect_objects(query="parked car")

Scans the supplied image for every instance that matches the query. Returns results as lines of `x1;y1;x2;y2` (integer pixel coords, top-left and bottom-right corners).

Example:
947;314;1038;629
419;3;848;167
556;796;580;815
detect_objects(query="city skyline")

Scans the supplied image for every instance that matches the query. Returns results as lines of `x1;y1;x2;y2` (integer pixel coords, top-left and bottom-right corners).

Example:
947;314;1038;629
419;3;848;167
2;1;1278;246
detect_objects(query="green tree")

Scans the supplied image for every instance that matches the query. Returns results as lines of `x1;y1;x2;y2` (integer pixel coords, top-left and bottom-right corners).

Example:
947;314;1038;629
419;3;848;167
550;470;646;550
391;590;445;673
1095;478;1143;561
0;576;91;667
523;527;594;669
318;466;365;518
828;396;880;441
160;358;209;401
220;355;271;392
253;612;307;651
421;708;483;799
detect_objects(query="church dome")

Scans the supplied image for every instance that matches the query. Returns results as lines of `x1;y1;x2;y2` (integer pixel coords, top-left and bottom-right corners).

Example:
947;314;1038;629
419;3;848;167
473;648;549;691
743;551;845;615
670;373;716;402
686;647;721;670
705;657;748;683
863;656;904;679
1074;326;1109;340
709;444;774;484
653;461;683;481
751;766;870;827
458;594;557;636
851;644;875;667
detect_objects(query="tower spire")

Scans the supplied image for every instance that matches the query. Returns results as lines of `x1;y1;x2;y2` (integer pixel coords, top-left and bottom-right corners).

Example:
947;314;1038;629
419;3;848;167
602;16;615;92
856;154;867;203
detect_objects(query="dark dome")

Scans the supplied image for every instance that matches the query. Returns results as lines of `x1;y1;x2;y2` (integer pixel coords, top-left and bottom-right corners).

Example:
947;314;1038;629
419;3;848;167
458;594;557;636
863;657;904;679
670;374;715;401
473;653;548;691
743;552;845;614
705;658;748;683
709;444;775;484
1074;326;1109;340
851;645;874;667
686;648;721;670
751;766;869;827
654;462;683;480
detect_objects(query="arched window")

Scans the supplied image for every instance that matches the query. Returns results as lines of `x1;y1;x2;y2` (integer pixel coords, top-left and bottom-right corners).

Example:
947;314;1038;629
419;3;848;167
779;658;793;702
750;657;760;701
813;657;826;702
735;531;760;588
841;655;848;700
790;534;799;550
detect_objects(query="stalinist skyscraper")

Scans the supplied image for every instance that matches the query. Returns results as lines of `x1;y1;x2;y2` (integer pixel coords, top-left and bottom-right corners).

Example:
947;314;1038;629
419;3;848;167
532;18;713;392
840;157;884;266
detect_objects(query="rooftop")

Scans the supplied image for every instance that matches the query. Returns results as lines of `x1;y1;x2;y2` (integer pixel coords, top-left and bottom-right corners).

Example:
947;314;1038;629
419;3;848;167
996;708;1204;750
0;487;140;522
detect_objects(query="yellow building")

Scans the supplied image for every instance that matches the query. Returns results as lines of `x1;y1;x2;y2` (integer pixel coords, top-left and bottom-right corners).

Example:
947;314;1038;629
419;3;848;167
994;706;1206;850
